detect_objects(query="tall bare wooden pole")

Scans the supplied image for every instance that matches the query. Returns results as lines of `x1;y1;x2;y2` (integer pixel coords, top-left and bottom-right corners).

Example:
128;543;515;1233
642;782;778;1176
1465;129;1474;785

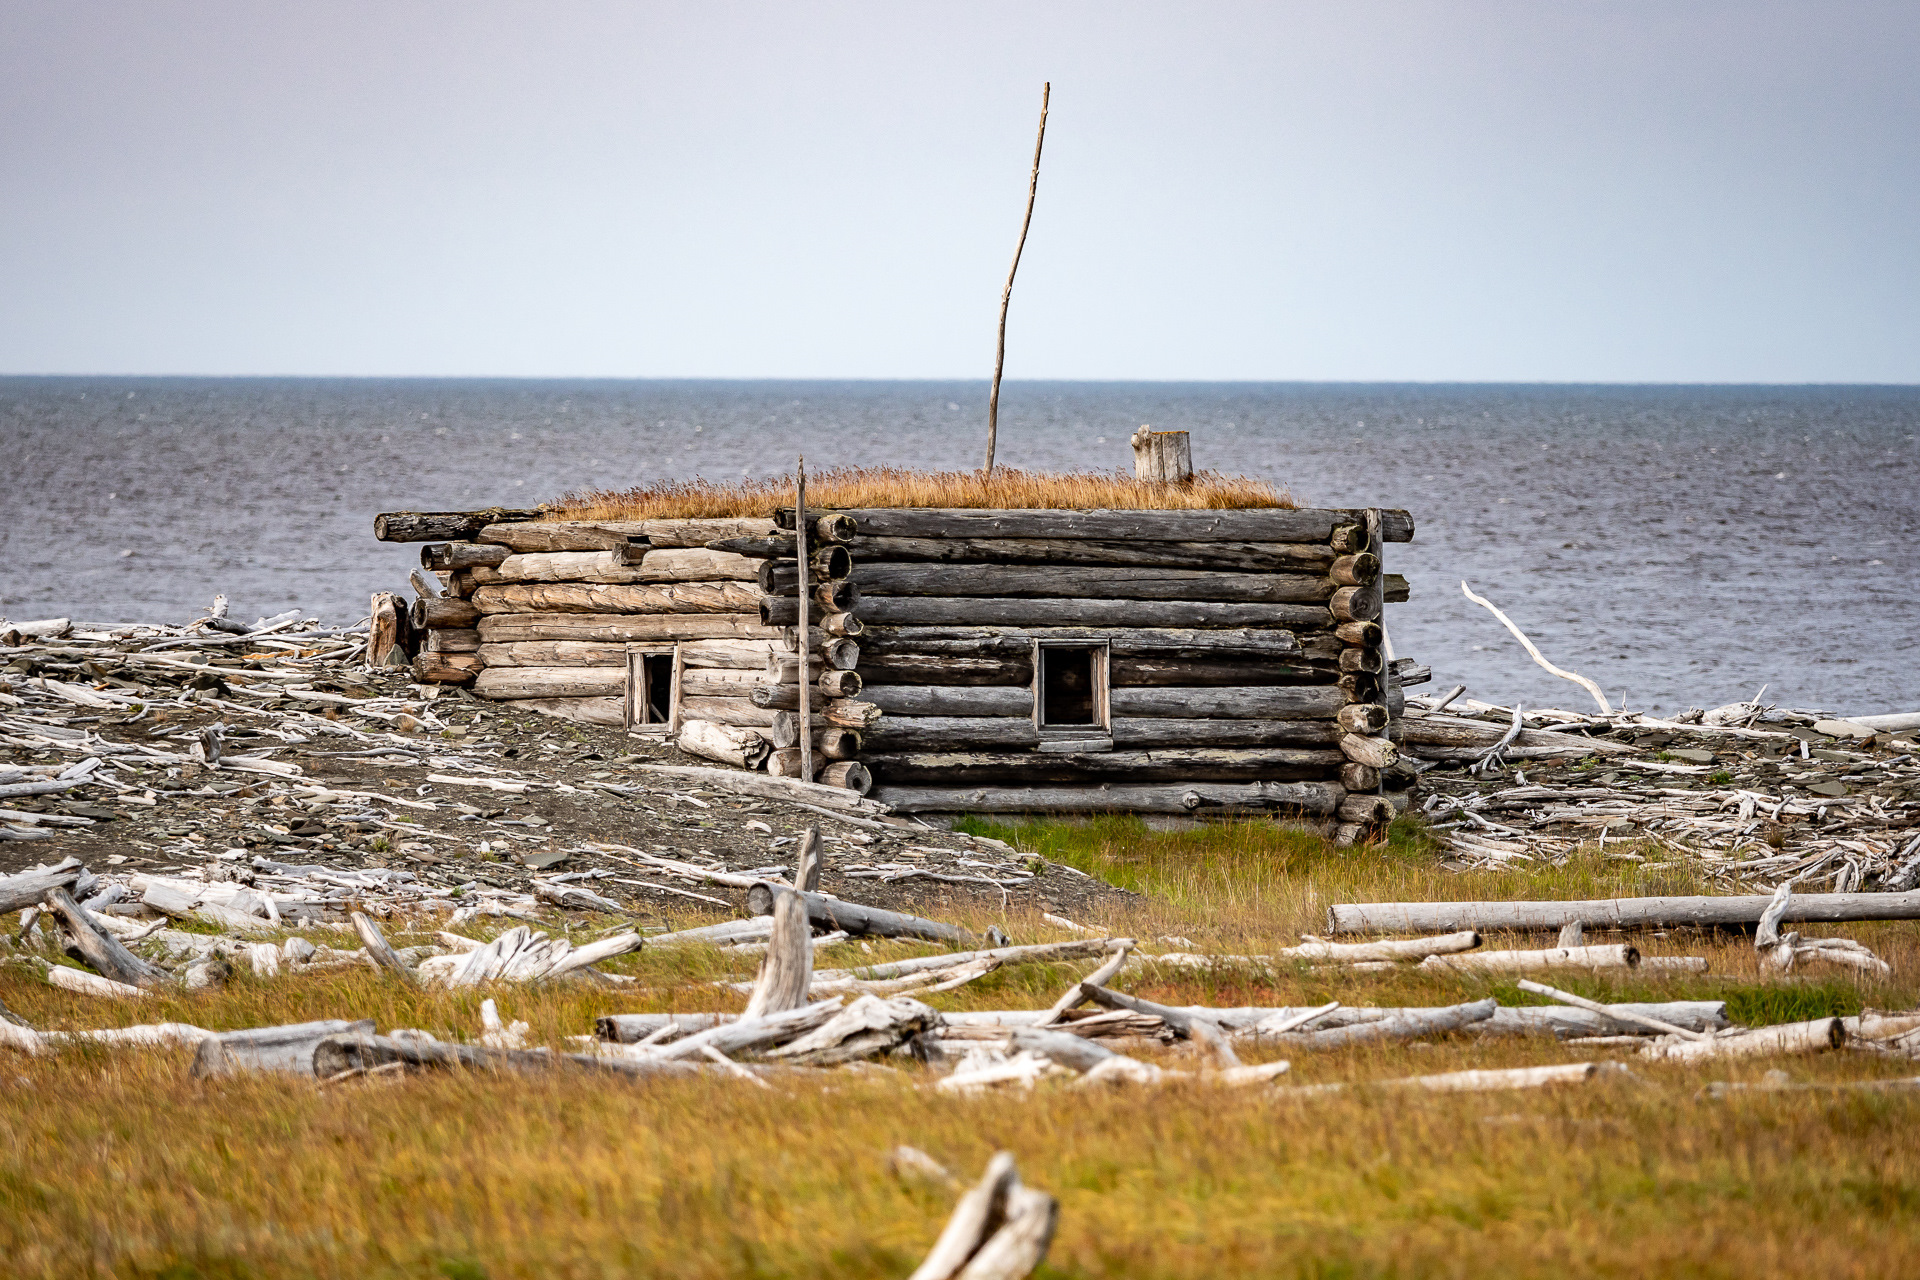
983;82;1050;476
795;458;814;783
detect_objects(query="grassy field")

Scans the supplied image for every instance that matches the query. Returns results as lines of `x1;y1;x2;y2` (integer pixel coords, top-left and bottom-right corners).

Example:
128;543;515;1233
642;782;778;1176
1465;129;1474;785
6;819;1920;1279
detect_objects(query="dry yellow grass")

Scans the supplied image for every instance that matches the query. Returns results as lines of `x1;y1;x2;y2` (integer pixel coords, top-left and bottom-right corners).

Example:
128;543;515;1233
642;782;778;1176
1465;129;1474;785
6;828;1920;1279
545;465;1292;522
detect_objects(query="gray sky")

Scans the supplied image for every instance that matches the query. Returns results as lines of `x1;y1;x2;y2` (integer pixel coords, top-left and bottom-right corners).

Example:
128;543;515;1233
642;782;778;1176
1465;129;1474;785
4;1;1916;381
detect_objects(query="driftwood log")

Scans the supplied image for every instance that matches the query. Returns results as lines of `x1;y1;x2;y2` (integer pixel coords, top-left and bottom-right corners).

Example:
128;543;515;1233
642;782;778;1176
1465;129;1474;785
744;882;972;944
1329;892;1920;935
374;509;542;542
871;780;1345;815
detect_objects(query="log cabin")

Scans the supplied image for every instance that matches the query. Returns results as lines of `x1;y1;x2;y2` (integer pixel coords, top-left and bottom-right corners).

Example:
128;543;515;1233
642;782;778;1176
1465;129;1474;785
373;448;1422;844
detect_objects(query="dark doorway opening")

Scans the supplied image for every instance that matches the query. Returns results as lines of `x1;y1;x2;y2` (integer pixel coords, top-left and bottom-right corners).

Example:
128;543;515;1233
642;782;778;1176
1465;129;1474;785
1039;646;1098;727
641;653;675;724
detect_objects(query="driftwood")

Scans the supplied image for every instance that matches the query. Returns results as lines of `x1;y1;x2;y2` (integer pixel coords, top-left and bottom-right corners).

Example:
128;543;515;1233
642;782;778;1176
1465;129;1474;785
191;1020;376;1078
741;887;814;1018
1420;943;1639;974
909;1152;1058;1280
0;857;85;913
1040;942;1135;1024
1274;931;1481;963
653;999;846;1061
1263;999;1500;1047
44;887;172;988
1643;1018;1846;1061
766;994;939;1065
350;911;418;986
1515;979;1707;1041
474;667;626;699
744;882;974;945
1297;1063;1627;1095
1754;882;1891;977
676;719;773;770
1329;892;1920;935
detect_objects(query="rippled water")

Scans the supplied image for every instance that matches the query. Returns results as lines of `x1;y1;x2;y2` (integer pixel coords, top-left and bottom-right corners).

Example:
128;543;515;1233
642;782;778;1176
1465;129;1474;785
3;378;1915;716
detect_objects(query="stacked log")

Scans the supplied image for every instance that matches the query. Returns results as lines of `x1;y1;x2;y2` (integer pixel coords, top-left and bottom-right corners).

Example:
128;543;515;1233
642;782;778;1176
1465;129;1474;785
710;511;870;792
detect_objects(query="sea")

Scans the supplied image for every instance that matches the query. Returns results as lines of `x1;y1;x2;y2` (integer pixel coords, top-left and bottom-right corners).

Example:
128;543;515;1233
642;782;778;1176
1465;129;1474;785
2;378;1915;718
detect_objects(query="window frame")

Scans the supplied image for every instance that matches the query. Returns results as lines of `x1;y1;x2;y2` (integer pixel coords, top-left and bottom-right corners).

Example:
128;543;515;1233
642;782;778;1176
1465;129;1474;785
625;643;683;737
1031;638;1111;737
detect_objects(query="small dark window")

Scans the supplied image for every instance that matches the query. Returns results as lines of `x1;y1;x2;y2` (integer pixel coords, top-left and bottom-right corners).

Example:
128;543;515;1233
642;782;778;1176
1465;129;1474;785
1039;646;1098;727
641;654;674;724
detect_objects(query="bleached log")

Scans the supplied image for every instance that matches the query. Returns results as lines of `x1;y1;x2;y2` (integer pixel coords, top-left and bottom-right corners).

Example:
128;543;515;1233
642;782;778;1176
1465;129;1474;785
1643;1018;1846;1061
1269;999;1501;1047
1278;931;1481;963
652;998;846;1061
190;1020;376;1077
909;1152;1021;1280
639;517;779;547
745;882;973;944
46;965;149;999
1421;944;1639;974
676;719;773;770
476;640;628;667
767;994;940;1065
1040;941;1135;1024
742;887;814;1018
1339;733;1397;769
0;857;84;913
1330;892;1920;935
44;888;172;988
1515;978;1707;1040
1305;1063;1625;1094
351;911;418;986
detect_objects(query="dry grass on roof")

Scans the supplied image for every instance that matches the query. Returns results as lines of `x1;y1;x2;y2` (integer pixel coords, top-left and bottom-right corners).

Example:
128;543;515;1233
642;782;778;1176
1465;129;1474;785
545;466;1292;522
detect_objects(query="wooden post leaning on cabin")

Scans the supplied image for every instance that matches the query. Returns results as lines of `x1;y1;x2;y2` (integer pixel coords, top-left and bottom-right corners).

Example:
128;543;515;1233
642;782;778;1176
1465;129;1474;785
1130;428;1193;484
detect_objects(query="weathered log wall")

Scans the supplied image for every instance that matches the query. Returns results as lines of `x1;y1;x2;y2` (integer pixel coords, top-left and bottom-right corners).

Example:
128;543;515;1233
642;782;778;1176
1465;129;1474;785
376;502;1416;818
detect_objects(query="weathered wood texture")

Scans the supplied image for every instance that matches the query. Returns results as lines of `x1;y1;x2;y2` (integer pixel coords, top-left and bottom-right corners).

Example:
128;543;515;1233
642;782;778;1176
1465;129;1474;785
477;612;784;644
1329;892;1920;935
476;521;648;552
488;549;760;584
421;542;512;570
871;780;1346;815
412;597;481;629
375;509;542;542
1109;686;1346;719
743;883;974;944
472;582;762;615
423;627;481;653
855;654;1034;686
411;652;481;684
1110;656;1334;686
474;666;626;700
847;536;1338;570
640;517;780;547
813;508;1413;543
676;720;774;770
865;748;1345;785
857;627;1303;658
853;597;1328;630
864;717;1341;752
851;563;1336;603
476;641;630;667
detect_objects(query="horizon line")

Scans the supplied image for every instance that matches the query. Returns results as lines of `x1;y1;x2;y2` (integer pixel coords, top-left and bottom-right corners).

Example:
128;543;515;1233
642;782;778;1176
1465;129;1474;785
4;373;1920;389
